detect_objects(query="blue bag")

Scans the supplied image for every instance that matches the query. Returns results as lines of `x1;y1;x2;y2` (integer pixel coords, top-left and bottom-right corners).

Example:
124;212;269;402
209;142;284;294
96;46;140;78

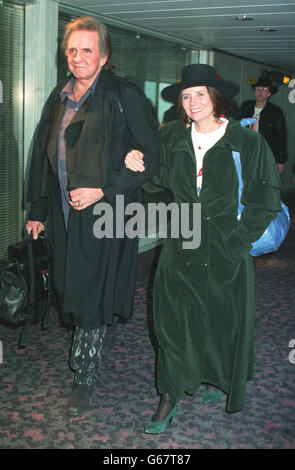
232;150;290;257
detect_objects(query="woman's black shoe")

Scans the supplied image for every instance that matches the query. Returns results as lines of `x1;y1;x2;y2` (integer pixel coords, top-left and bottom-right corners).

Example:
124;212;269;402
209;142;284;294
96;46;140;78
66;384;93;418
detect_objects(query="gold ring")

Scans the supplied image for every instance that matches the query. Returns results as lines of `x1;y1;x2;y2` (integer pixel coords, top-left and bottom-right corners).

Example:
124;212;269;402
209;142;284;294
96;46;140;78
76;200;83;207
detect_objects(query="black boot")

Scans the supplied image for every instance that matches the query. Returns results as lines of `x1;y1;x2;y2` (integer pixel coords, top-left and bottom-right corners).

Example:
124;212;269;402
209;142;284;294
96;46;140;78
66;383;93;418
101;316;119;358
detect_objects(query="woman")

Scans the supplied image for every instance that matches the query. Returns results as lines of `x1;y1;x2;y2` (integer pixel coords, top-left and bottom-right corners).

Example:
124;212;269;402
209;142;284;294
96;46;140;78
125;64;282;433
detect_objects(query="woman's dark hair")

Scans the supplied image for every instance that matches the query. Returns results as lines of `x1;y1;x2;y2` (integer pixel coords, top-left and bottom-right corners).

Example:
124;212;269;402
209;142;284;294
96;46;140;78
178;86;230;125
61;15;114;72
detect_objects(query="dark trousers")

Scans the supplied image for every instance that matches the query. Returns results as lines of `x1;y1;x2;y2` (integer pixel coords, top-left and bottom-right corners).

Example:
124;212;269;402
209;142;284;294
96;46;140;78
70;326;107;386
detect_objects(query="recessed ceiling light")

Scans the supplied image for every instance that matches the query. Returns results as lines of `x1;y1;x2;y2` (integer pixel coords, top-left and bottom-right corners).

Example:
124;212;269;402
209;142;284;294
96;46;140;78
260;27;277;32
235;15;254;21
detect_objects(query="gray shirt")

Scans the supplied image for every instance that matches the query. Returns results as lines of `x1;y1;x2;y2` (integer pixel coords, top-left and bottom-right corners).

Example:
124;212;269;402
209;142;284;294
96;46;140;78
58;74;99;227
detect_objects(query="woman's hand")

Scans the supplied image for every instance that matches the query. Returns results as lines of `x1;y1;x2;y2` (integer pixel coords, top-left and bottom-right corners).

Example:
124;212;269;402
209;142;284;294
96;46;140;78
125;150;145;172
69;187;104;211
26;220;45;239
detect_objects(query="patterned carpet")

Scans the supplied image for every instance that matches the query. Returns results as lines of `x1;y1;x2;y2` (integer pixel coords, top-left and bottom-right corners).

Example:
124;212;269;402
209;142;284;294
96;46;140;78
0;213;295;451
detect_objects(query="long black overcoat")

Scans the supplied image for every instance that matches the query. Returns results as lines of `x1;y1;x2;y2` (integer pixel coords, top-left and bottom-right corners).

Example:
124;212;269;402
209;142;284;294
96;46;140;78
27;69;160;329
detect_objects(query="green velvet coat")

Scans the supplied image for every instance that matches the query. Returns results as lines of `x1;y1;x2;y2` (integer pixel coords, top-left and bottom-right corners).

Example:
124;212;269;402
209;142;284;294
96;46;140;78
144;119;282;412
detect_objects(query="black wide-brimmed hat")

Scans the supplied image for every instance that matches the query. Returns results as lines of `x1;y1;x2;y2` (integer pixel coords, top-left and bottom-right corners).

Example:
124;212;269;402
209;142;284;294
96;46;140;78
161;64;240;103
252;76;278;95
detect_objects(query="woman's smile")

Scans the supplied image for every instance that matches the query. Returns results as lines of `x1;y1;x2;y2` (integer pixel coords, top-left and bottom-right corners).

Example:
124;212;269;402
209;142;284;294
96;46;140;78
181;86;214;126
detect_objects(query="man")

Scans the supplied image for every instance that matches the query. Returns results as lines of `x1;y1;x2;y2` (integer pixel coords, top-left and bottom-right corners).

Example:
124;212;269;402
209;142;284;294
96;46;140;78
240;76;287;174
26;16;160;417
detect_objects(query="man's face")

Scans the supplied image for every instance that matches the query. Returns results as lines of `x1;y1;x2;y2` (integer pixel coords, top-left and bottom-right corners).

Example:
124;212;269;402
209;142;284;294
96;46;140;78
255;86;271;103
66;30;107;84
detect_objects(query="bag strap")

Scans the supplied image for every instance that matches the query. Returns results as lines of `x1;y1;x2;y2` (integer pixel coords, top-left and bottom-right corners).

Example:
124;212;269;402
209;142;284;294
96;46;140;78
18;235;36;348
27;236;35;306
232;118;258;219
232;150;245;220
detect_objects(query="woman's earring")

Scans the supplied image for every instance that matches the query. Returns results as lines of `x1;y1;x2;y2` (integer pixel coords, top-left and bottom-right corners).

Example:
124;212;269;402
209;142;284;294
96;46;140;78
186;117;192;128
211;113;219;122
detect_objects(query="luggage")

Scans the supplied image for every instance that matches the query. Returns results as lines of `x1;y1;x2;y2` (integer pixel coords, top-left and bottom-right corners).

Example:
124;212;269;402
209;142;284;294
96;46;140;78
0;234;52;348
232;150;290;257
233;118;290;257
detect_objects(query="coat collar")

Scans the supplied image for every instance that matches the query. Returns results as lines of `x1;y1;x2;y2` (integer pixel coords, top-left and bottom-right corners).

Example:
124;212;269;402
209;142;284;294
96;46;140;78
46;102;65;173
46;69;117;175
212;119;244;152
166;118;243;159
70;69;116;124
167;122;194;154
57;69;115;126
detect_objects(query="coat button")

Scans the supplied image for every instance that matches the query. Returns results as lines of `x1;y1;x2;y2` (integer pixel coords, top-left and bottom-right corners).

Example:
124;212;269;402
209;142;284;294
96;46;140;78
186;262;191;266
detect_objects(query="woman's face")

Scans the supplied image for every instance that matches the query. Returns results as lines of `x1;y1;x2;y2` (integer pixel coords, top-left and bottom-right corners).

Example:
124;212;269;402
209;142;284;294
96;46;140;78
181;86;214;124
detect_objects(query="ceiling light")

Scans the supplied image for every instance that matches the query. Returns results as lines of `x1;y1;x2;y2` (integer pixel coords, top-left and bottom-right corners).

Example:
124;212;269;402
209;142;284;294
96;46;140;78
283;76;291;85
235;15;254;21
260;27;277;32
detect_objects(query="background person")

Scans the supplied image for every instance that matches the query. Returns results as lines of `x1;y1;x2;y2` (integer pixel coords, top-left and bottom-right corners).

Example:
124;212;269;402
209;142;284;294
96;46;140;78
159;103;179;128
26;16;160;417
240;76;287;174
125;64;282;434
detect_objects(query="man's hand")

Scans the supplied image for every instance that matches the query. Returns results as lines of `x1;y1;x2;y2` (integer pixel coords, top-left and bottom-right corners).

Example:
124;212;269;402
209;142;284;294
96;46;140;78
69;188;104;211
125;150;145;172
26;220;45;240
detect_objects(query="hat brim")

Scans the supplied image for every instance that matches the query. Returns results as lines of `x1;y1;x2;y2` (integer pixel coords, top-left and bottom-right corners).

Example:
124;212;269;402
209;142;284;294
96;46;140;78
162;78;239;103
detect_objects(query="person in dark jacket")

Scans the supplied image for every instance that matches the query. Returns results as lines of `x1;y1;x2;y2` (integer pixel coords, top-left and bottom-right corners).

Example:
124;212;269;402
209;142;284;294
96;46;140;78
25;16;160;417
240;76;287;174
